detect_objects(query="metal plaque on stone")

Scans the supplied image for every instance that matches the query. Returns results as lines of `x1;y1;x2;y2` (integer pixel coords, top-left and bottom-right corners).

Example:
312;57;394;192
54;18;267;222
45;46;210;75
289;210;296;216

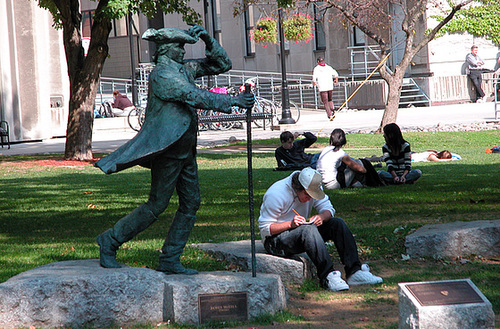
406;280;484;306
198;292;248;324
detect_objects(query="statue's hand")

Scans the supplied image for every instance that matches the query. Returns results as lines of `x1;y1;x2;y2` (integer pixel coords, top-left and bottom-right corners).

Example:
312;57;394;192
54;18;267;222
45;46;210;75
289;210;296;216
233;93;255;109
187;24;210;42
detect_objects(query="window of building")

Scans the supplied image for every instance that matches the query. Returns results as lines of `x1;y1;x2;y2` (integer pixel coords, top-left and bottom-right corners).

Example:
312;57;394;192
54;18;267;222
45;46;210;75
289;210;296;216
352;26;365;46
244;5;256;56
210;0;222;45
82;11;94;38
81;10;140;38
313;5;326;51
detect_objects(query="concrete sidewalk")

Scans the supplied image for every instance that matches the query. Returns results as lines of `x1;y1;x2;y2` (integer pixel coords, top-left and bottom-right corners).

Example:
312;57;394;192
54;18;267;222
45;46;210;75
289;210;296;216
0;102;498;157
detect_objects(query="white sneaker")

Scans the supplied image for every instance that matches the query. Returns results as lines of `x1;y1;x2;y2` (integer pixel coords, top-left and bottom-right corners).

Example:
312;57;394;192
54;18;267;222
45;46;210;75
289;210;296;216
326;271;349;291
347;264;383;285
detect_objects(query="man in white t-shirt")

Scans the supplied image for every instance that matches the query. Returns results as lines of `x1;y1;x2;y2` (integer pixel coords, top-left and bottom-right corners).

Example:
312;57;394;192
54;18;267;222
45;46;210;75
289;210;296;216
313;57;339;119
258;168;383;291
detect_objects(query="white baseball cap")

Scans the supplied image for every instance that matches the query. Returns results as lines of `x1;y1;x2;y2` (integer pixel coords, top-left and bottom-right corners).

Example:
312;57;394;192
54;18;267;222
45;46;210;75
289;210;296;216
298;167;325;200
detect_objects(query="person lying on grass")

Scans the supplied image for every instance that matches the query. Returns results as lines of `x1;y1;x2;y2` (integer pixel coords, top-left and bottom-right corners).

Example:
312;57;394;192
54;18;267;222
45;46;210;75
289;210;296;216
411;150;461;162
258;167;383;291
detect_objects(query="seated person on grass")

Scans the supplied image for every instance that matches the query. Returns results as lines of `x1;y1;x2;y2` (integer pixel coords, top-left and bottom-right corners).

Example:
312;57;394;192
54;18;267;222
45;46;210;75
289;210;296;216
275;131;320;170
258;167;383;291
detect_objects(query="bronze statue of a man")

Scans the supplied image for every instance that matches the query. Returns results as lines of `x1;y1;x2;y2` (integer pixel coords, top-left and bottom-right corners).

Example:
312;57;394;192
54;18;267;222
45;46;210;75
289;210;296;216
95;25;254;274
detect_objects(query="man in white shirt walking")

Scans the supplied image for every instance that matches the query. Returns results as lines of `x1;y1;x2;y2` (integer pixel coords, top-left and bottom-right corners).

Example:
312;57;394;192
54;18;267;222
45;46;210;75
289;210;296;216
313;57;339;119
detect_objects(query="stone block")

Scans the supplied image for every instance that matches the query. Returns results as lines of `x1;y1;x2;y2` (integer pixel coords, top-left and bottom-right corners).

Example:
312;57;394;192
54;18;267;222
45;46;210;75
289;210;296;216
0;259;167;329
398;279;494;329
0;259;287;328
194;240;315;284
405;220;500;258
162;271;287;325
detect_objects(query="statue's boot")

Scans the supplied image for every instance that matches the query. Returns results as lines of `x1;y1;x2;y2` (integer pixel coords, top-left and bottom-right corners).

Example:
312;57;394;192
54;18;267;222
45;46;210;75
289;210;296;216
96;229;122;268
157;212;198;275
97;205;158;268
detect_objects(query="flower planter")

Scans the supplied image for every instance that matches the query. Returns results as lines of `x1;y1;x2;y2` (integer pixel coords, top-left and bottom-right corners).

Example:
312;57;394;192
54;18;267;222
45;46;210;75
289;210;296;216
251;17;278;45
283;13;313;43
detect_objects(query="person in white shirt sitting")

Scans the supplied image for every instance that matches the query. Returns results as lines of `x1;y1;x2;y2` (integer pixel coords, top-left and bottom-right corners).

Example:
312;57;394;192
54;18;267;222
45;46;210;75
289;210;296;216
258;167;383;291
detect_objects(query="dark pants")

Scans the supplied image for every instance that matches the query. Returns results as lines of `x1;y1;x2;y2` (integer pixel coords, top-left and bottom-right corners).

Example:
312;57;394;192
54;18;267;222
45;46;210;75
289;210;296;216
469;70;485;100
264;217;361;284
108;151;200;260
319;90;335;117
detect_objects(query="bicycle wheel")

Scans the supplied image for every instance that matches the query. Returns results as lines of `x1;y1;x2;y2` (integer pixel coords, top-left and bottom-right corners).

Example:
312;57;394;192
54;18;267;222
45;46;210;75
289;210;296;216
208;110;236;130
252;97;274;129
274;101;300;125
198;109;211;131
127;107;145;132
231;106;245;129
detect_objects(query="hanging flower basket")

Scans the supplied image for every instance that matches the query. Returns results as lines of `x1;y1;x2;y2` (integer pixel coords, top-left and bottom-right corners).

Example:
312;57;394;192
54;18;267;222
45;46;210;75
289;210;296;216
251;17;278;45
283;13;313;43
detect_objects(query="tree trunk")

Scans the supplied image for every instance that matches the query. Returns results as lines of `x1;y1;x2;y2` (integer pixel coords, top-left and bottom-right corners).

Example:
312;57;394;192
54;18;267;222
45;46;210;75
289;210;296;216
377;47;414;133
58;0;111;160
64;78;99;160
378;76;404;132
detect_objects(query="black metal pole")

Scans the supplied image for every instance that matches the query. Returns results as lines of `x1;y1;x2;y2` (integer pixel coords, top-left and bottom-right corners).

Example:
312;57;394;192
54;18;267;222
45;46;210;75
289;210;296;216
128;14;138;107
278;8;295;124
244;83;257;277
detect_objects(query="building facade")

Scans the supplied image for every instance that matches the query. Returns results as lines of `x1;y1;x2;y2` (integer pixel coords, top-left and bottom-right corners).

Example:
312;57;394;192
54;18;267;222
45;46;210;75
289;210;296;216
1;0;69;143
2;0;498;143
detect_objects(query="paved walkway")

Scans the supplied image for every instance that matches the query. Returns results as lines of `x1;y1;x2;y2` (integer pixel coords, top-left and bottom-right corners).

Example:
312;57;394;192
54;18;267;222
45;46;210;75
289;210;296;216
0;102;498;157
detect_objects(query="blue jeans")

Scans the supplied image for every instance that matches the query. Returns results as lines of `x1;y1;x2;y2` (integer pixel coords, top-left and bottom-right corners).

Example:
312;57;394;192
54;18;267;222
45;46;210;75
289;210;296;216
378;169;422;184
309;152;321;169
264;217;361;284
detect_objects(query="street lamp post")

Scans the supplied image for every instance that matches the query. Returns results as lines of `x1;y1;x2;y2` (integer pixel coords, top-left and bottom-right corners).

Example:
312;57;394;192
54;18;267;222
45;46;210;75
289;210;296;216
128;14;138;107
277;8;295;124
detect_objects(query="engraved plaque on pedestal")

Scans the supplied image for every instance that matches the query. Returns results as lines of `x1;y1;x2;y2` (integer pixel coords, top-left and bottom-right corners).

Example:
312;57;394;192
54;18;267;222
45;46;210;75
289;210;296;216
198;292;248;324
398;279;494;329
406;280;484;306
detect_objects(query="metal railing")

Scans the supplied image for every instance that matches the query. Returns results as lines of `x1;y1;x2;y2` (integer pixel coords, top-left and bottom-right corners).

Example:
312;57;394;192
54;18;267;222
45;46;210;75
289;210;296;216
348;45;394;80
134;65;349;110
400;78;431;107
95;77;148;110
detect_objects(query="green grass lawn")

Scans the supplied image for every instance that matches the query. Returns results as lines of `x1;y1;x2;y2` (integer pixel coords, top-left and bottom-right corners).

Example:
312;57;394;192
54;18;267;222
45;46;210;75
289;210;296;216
0;130;499;328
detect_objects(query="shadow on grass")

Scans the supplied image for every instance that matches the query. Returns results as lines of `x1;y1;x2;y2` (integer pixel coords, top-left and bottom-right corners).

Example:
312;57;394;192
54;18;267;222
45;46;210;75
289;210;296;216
1;154;499;317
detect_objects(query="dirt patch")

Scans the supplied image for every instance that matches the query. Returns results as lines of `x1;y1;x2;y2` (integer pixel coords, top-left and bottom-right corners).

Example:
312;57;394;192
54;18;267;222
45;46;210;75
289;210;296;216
0;158;99;169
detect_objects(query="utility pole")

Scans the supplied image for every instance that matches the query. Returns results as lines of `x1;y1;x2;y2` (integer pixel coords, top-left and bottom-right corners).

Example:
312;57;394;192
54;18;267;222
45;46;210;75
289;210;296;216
277;8;295;124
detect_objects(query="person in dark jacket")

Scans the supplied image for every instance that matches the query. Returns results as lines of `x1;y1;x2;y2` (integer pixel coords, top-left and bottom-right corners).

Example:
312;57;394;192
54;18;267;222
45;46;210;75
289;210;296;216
275;131;320;170
95;25;254;274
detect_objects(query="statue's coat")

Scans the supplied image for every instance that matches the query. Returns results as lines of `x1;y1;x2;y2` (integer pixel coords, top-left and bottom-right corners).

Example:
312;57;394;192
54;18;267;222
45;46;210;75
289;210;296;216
96;44;234;174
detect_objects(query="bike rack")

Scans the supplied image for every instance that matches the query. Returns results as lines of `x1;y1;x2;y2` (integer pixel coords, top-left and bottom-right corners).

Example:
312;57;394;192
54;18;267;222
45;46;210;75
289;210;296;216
197;112;272;123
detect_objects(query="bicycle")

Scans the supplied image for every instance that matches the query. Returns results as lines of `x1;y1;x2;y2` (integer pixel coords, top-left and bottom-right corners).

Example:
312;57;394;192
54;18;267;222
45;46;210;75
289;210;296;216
272;100;300;126
127;107;146;132
251;96;275;129
207;107;243;130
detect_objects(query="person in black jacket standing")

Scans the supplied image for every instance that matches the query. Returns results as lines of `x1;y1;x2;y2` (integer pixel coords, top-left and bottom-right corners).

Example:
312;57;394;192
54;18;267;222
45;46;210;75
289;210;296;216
275;131;320;170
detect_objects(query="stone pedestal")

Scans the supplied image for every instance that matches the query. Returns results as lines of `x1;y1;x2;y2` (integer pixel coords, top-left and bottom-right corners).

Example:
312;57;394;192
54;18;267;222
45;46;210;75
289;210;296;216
163;271;287;325
398;279;494;329
194;240;315;284
0;259;286;328
405;219;500;258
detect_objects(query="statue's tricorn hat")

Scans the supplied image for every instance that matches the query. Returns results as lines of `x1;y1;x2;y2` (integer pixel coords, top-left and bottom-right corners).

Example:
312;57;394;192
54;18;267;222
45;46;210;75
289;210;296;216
142;28;198;45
